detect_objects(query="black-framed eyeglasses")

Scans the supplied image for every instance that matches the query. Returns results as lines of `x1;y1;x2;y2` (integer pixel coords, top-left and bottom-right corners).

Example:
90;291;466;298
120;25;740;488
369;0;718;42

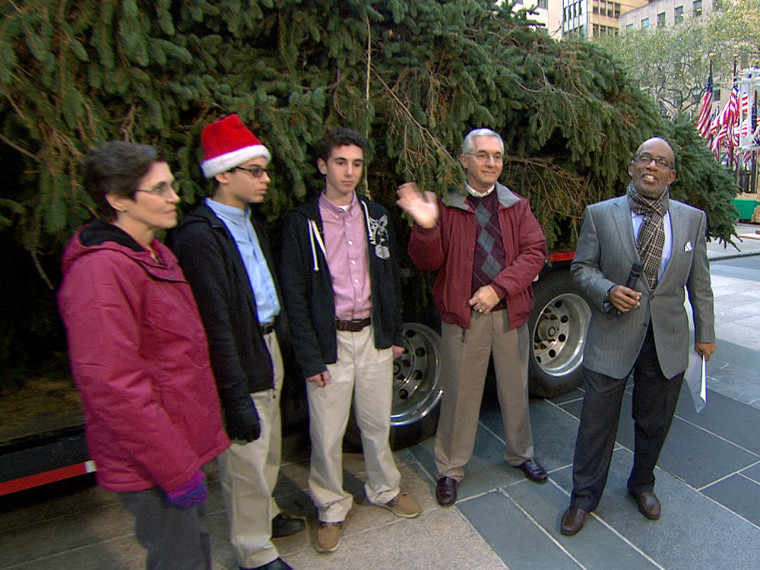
232;165;269;178
633;152;674;170
466;151;504;163
136;179;180;197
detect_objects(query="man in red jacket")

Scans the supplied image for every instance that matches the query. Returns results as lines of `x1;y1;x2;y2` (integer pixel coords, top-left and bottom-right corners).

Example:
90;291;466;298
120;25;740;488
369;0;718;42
397;128;548;507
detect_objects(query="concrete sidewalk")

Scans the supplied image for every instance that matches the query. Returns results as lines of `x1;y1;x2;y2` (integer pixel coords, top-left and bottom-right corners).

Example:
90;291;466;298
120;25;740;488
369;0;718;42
1;222;759;570
707;222;760;260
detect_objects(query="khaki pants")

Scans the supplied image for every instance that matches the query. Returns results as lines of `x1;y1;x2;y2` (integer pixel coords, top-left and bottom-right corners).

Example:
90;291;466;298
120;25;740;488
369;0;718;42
434;310;533;481
217;331;283;569
307;325;401;523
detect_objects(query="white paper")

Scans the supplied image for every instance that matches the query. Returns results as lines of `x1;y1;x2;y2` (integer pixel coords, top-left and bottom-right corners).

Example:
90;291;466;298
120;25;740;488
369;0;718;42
685;349;706;413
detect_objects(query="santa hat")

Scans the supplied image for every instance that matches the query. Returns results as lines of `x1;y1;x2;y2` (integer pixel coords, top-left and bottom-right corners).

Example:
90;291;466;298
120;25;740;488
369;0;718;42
200;114;271;178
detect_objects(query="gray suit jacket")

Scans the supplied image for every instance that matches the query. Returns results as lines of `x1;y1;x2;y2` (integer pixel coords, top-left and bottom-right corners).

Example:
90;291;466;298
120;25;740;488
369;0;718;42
571;195;715;379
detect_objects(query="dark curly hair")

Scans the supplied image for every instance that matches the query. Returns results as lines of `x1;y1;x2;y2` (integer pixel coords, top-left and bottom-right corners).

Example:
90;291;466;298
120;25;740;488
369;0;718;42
315;128;370;163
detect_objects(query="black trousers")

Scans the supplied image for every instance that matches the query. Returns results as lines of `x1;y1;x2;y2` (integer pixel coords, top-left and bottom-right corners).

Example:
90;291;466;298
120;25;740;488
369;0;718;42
119;487;211;570
570;324;683;512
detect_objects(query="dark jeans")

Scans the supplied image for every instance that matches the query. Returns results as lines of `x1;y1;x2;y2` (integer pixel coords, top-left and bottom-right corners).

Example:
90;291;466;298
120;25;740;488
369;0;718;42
119;487;211;570
570;325;683;511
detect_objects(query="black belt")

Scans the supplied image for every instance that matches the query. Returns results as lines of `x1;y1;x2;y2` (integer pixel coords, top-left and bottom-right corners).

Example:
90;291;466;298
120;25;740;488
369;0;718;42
260;323;275;335
335;317;371;332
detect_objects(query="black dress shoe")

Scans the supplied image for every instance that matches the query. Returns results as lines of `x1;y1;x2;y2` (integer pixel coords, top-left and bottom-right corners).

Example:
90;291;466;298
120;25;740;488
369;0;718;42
517;458;548;483
246;557;293;570
436;477;457;506
560;506;588;536
271;513;306;538
631;491;661;520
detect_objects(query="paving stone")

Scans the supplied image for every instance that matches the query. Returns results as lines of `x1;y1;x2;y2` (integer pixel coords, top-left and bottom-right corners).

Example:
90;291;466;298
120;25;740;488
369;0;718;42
458;488;582;570
506;471;658;570
702;473;760;528
586;448;760;570
740;462;760;484
281;507;507;570
676;384;760;456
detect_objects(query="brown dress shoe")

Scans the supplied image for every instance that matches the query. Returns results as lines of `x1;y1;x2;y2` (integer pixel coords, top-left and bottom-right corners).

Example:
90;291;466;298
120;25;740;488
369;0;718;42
517;458;548;483
632;491;661;520
560;506;588;536
436;477;457;506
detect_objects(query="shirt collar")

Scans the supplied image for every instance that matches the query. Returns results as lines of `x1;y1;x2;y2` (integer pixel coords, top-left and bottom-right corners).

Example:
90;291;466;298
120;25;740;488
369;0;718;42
318;191;358;217
466;183;495;198
206;197;250;224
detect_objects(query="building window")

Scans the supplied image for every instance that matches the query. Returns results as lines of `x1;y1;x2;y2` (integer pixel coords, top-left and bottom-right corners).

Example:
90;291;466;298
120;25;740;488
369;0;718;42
657;12;666;27
694;0;703;17
626;23;634;31
642;18;650;30
537;0;548;8
614;3;620;18
675;6;684;23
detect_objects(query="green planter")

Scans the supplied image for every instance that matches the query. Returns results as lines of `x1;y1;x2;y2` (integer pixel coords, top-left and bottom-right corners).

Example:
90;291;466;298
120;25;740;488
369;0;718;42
732;199;758;221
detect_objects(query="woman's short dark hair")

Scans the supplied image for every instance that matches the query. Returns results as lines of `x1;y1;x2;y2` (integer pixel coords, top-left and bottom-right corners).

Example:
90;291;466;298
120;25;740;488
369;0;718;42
83;141;165;219
315;128;370;163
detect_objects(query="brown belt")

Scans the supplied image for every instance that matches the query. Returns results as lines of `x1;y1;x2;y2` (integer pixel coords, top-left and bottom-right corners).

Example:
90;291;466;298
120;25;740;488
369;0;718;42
335;317;371;332
260;323;275;335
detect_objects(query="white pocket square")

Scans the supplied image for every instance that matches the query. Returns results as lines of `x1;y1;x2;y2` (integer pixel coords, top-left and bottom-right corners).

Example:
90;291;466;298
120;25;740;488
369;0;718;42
684;241;693;252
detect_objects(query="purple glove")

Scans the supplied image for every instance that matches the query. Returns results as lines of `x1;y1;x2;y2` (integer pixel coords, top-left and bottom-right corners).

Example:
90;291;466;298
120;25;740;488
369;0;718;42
165;471;207;509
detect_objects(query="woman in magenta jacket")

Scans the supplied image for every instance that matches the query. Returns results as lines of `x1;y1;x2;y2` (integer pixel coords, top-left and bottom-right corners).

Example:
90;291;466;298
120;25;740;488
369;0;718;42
57;141;229;570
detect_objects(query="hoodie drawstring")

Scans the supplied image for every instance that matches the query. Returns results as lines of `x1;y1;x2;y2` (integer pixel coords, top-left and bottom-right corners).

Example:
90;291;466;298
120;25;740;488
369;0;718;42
308;219;326;272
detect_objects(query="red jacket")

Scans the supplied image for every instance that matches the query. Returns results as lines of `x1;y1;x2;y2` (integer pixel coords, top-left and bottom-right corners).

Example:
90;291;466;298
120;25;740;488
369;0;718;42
58;221;229;493
408;184;546;329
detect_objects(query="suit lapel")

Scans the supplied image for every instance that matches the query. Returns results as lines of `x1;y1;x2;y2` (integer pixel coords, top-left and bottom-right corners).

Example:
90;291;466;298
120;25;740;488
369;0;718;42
611;197;638;267
660;202;687;286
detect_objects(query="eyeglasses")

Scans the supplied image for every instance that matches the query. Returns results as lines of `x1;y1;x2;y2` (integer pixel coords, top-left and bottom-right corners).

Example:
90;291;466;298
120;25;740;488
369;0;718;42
136;179;180;197
232;165;269;178
633;152;674;170
466;151;504;163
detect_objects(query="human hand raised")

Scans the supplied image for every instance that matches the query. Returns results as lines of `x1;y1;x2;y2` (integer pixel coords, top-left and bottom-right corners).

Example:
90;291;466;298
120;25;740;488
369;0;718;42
396;182;439;229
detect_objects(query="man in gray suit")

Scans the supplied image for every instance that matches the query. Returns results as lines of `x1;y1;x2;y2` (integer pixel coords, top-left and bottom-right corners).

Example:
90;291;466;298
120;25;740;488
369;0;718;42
560;137;716;536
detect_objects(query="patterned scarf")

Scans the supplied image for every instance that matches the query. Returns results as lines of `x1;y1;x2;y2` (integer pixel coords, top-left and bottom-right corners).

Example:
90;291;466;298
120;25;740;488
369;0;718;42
626;181;669;289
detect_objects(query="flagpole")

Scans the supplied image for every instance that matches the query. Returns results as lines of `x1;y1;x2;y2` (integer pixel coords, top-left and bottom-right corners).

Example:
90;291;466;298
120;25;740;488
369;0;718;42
733;55;739;182
753;82;758;194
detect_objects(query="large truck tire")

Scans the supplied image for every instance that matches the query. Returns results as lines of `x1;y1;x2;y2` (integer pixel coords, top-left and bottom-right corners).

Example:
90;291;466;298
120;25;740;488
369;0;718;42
344;322;443;451
528;268;591;398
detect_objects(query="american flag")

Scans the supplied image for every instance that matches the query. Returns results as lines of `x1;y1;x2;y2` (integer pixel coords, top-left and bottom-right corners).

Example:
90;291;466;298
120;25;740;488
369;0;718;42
696;72;713;138
711;84;740;156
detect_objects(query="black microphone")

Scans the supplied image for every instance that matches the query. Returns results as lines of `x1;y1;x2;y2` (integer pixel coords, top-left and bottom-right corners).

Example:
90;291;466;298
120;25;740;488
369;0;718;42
616;261;643;316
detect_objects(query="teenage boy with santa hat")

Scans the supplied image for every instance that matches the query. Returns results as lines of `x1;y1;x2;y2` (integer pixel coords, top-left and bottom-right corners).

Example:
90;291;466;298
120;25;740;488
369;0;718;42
169;114;301;570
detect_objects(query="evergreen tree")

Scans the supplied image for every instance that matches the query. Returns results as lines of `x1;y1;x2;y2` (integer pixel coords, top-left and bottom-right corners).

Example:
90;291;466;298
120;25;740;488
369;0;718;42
0;0;738;381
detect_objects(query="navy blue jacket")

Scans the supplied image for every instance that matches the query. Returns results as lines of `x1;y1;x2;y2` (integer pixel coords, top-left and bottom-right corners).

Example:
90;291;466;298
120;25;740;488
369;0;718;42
168;202;287;409
279;194;403;379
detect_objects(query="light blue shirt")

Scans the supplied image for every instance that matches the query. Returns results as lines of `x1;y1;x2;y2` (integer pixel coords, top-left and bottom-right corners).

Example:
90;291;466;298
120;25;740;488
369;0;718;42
206;198;280;324
631;210;672;282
